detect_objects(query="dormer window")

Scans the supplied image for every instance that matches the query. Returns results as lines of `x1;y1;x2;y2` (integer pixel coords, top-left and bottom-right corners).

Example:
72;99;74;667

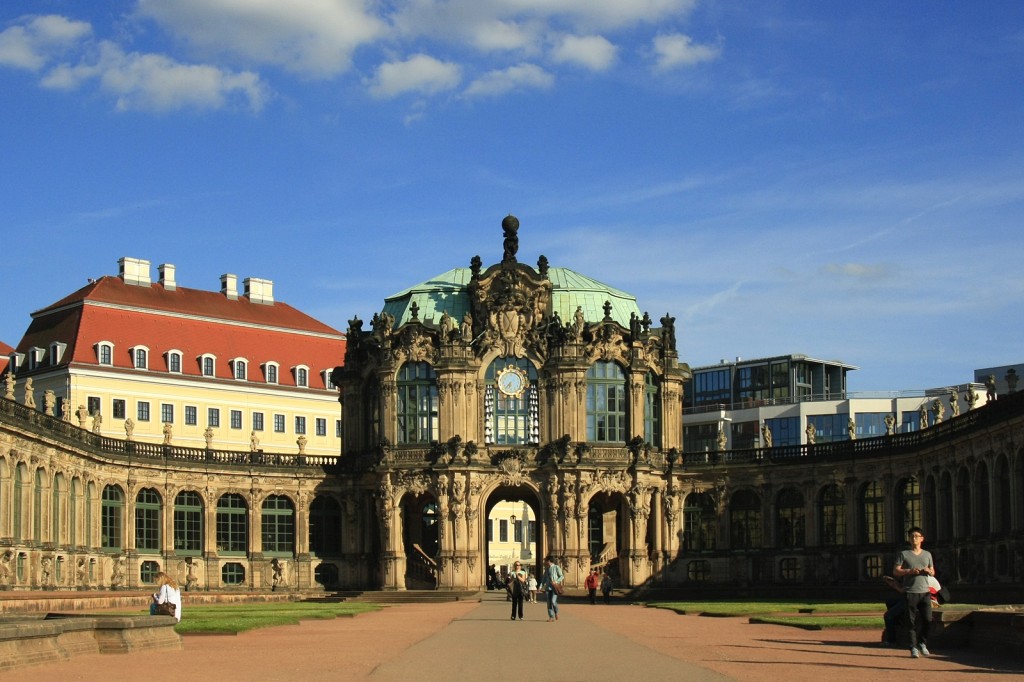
28;347;44;370
165;350;183;374
49;342;67;366
262;362;279;385
9;352;24;372
96;342;114;366
199;354;216;377
130;346;150;370
294;365;309;388
321;370;335;390
230;358;248;381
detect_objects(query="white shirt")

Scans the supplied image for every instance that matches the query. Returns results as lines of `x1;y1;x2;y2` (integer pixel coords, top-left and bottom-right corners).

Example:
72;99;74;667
156;583;183;622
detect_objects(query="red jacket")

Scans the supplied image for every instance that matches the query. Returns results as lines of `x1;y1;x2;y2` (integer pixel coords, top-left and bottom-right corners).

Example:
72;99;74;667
585;573;600;590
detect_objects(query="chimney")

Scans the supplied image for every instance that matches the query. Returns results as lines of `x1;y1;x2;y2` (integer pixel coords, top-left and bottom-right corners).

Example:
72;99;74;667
244;277;275;305
220;273;238;300
118;257;152;286
158;263;177;291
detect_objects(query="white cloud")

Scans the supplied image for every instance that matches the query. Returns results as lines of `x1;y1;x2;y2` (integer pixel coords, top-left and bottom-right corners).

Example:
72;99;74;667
652;32;721;71
367;54;461;99
42;41;268;113
551;34;617;71
464;63;554;97
0;15;91;71
136;0;384;78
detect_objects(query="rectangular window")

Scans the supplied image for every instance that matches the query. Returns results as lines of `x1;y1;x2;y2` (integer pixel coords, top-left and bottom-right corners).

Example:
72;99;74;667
336;420;342;437
274;414;285;433
185;405;197;426
168;353;181;373
499;519;508;542
230;410;242;429
112;399;126;419
513;520;523;542
253;412;264;432
208;408;220;428
161;403;174;424
295;416;306;435
316;418;327;436
528;520;537;542
137;401;151;422
87;396;101;416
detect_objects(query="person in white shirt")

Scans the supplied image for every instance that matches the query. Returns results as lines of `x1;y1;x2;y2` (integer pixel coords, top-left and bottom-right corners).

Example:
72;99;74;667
150;571;183;622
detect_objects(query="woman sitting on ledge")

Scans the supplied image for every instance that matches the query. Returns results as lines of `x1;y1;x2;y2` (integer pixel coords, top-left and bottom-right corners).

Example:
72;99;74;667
150;572;182;622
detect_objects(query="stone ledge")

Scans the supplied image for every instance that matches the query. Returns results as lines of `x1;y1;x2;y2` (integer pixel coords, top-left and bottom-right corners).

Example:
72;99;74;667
0;613;181;672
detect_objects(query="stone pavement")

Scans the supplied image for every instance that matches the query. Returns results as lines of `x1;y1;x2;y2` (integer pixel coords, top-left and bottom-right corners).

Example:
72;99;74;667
23;593;1024;681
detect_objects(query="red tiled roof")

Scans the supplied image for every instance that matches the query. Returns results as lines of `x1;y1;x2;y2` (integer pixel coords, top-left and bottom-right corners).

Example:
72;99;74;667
15;276;345;388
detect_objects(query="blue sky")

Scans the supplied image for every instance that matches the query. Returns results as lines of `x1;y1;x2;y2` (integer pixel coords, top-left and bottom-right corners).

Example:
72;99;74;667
1;1;1022;391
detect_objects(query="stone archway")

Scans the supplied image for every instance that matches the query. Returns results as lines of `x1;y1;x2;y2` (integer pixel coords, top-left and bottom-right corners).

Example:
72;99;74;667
400;492;439;589
483;484;544;586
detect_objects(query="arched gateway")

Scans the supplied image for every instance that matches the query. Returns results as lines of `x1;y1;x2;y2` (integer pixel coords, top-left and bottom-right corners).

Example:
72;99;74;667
333;216;691;590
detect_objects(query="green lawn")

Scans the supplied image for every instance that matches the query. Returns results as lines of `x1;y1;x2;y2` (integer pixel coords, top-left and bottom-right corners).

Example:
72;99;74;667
108;601;382;635
749;615;884;630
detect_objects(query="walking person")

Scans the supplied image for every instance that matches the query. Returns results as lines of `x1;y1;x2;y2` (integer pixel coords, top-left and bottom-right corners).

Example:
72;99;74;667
585;567;600;604
894;527;935;658
540;555;564;622
527;572;538;603
600;572;613;604
509;561;528;620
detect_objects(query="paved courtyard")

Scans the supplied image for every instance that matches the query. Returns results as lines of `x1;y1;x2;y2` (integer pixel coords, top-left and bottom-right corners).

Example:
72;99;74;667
25;594;1024;680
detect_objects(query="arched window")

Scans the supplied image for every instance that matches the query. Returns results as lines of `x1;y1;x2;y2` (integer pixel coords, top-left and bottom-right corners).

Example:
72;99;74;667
174;491;204;554
938;471;953;542
217;494;248;555
897;478;920;535
586;361;626;443
775;488;805;548
13;463;26;540
729;490;761;549
683;492;717;551
995;457;1011;534
860;481;885;544
261;495;295;555
484;357;538;445
975;462;990;536
85;482;95;547
923;475;937;540
818;483;845;546
70;477;80;546
33;468;44;543
956;467;971;538
309;495;342;556
644;371;661;448
396;362;438;444
52;473;66;545
101;484;124;550
135;488;162;553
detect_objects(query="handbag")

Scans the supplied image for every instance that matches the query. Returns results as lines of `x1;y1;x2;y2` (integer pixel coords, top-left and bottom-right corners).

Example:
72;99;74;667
553;582;564;596
155;601;176;617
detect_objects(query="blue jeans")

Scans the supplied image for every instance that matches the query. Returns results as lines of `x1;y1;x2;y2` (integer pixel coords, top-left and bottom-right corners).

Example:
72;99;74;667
546;588;559;619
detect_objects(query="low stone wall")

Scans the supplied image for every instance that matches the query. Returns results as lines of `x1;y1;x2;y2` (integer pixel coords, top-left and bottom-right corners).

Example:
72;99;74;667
936;607;1024;657
0;590;306;615
0;613;181;672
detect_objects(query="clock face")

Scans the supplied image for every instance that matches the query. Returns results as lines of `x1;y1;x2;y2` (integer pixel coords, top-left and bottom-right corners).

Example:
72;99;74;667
496;366;527;397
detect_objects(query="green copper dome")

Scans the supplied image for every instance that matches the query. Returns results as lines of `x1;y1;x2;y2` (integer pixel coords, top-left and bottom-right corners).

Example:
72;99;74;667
382;267;642;330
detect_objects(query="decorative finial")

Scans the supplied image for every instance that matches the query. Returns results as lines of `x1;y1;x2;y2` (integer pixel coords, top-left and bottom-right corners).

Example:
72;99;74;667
502;214;519;263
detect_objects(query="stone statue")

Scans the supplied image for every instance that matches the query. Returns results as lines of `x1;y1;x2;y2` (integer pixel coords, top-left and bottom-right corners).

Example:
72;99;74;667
985;374;997;402
124;418;135;440
966;384;979;411
60;400;69;421
1006;368;1018;394
250;431;260;451
76;558;88;588
660;314;676;351
270;557;285;591
761;422;773;448
629;312;641;341
203;426;214;448
2;372;14;400
918;402;929;429
949;388;960;417
460;311;473;341
884;413;896;436
805;421;816;445
932;397;944;424
43;390;55;416
184;557;200;591
439;310;452;339
75;404;89;427
91;411;102;433
0;550;12;587
40;556;52;588
23;377;35;409
716;427;727;452
163;422;173;445
847;418;856;440
573;306;585;340
297;434;307;454
501;214;519;262
110;555;125;589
